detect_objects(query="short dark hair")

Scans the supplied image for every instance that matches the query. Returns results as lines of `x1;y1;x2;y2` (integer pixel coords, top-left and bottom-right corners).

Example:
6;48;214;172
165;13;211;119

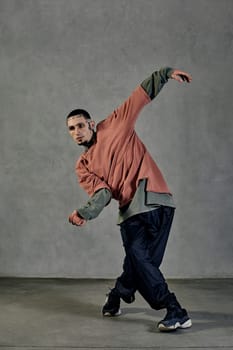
66;109;91;124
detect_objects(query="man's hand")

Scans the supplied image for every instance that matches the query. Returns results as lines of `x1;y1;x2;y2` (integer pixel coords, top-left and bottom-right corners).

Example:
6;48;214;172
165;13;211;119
170;70;192;83
69;210;87;227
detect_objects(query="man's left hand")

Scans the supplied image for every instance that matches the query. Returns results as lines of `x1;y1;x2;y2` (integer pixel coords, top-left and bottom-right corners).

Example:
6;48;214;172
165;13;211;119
69;210;87;227
171;70;192;83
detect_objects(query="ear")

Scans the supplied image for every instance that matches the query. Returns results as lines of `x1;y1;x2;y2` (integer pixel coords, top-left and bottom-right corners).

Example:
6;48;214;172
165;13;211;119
89;120;95;130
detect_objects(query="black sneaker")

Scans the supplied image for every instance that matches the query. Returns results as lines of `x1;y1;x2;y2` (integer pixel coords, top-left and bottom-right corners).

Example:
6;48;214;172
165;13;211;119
158;307;192;332
102;290;121;317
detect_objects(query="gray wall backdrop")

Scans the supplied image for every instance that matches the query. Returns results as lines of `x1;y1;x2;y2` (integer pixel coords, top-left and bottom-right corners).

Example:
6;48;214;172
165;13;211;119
0;0;232;278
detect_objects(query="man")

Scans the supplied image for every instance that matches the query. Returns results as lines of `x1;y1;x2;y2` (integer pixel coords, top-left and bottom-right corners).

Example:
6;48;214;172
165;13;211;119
67;67;192;332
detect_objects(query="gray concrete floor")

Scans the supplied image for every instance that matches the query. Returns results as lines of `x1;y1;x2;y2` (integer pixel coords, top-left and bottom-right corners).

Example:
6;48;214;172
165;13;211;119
0;278;232;350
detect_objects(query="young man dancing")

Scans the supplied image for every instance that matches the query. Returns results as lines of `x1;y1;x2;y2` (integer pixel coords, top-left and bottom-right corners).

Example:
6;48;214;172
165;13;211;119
67;67;192;332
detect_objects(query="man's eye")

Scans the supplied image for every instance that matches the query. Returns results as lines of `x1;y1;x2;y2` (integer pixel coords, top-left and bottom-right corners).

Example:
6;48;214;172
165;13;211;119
69;126;75;131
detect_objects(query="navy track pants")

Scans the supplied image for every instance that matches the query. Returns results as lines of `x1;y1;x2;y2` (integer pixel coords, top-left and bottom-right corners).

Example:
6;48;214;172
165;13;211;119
114;206;175;310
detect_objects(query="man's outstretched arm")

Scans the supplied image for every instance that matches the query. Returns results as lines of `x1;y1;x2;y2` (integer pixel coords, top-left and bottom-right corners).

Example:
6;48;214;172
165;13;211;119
113;67;192;127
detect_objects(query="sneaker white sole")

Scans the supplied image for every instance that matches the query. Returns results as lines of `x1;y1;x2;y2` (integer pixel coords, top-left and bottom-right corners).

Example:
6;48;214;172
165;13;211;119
158;318;192;331
102;309;122;317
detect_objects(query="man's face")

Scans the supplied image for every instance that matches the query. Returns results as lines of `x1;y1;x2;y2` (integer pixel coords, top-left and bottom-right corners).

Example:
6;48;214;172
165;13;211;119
67;115;95;146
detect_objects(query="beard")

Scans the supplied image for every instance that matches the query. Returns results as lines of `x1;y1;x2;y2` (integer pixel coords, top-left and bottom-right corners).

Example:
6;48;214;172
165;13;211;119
78;131;96;148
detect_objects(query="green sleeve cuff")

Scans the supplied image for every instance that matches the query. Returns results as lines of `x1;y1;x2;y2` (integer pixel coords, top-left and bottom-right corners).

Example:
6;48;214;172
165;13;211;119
77;188;112;220
141;67;174;100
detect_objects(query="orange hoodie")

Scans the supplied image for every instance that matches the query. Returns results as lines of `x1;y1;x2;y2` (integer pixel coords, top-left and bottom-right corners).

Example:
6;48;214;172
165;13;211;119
76;84;171;209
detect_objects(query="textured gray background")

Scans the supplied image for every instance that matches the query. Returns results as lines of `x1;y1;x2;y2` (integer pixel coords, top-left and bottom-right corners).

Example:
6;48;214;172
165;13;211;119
0;0;232;278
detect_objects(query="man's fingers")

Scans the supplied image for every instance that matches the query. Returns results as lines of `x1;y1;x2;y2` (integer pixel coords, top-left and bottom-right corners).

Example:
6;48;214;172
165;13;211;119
179;74;189;82
68;211;86;226
68;210;77;223
171;70;192;83
175;75;184;83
